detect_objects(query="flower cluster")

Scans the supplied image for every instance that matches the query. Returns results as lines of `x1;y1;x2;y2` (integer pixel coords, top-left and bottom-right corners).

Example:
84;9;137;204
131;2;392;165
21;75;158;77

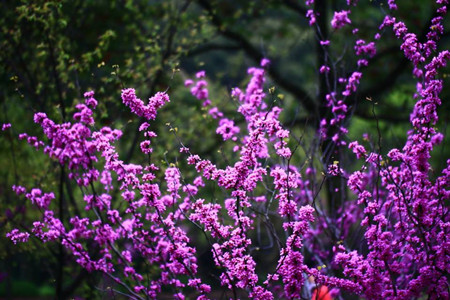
331;10;351;30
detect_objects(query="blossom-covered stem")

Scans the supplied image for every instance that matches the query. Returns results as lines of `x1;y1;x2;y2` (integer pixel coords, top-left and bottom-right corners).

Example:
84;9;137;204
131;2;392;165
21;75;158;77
153;205;210;297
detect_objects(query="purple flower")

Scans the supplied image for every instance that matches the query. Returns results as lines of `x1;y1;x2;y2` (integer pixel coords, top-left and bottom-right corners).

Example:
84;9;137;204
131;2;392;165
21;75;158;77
216;118;240;141
1;123;11;131
331;10;351;30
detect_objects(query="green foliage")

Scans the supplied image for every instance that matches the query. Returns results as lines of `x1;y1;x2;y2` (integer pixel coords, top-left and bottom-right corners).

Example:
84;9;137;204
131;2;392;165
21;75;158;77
0;279;52;297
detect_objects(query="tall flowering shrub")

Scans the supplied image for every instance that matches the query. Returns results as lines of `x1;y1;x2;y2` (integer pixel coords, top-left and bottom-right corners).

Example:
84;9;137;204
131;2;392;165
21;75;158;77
3;0;449;299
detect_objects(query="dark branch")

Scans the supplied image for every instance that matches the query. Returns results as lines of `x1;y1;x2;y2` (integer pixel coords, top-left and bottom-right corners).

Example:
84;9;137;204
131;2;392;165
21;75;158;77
187;43;241;56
